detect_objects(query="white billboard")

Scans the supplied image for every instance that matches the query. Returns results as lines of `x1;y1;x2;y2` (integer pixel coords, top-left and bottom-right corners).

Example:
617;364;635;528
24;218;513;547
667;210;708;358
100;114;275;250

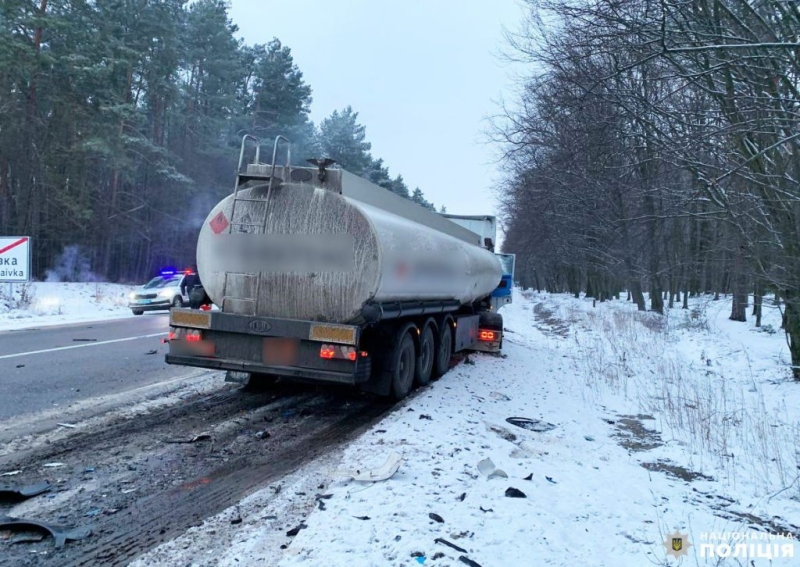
0;236;31;282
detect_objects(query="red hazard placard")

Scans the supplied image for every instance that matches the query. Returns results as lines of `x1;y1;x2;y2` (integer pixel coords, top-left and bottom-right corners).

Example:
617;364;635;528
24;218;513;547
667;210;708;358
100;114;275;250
209;211;229;234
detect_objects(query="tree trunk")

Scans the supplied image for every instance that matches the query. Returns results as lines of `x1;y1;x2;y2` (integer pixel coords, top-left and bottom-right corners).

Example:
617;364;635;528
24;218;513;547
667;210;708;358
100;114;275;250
631;281;646;311
754;290;763;328
729;246;747;322
650;281;664;314
783;291;800;380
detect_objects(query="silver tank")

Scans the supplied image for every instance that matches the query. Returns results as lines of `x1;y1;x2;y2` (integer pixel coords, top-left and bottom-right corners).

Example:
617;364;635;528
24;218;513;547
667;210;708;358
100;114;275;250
196;179;502;323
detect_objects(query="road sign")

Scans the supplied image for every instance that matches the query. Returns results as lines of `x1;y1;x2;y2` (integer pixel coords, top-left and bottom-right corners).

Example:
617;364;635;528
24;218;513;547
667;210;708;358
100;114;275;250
0;236;31;283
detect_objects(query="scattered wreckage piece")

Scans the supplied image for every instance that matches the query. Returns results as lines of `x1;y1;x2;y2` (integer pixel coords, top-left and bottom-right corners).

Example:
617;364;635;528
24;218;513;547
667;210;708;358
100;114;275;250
0;515;91;548
0;481;51;502
476;458;508;480
505;417;556;433
435;537;467;553
338;451;403;482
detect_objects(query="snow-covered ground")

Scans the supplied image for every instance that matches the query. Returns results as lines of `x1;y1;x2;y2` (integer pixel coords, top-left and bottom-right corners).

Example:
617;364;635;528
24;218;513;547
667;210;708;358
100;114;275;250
134;288;800;566
0;282;137;331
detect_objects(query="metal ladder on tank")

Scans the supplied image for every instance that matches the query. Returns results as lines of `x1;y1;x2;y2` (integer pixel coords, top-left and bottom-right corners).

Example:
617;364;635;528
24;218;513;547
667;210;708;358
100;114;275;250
221;135;292;313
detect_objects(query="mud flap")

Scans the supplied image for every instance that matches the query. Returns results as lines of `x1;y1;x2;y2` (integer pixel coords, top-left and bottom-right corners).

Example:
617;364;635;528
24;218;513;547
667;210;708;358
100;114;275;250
225;370;250;385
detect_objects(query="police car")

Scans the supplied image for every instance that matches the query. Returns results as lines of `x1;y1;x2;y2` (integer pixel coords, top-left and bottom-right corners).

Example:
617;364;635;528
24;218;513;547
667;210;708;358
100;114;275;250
128;269;191;315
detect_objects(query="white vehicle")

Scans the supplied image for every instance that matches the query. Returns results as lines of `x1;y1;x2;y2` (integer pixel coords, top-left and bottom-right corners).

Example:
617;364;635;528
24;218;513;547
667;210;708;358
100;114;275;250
129;271;190;315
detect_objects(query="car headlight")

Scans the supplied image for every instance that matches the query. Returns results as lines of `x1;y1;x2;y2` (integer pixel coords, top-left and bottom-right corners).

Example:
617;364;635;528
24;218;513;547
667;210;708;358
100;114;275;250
129;292;136;300
158;290;172;298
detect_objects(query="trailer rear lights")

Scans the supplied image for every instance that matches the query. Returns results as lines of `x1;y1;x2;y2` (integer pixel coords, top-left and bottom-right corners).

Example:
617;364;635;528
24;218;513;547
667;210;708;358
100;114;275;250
319;344;358;361
186;330;203;342
479;330;498;342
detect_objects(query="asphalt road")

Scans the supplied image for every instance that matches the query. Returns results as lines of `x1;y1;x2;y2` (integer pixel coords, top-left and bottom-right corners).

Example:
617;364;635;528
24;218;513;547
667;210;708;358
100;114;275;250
0;313;180;421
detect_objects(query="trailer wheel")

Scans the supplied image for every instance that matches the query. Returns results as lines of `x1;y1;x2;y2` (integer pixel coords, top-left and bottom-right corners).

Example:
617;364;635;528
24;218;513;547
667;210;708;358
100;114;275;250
391;332;416;401
433;321;453;378
415;324;435;386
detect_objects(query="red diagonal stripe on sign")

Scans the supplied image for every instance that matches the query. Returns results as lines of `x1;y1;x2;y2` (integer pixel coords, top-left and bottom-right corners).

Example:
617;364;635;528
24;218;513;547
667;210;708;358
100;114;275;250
0;237;28;256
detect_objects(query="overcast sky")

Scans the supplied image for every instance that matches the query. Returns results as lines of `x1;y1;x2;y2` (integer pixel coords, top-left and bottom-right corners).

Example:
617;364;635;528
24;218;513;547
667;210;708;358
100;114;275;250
229;0;525;221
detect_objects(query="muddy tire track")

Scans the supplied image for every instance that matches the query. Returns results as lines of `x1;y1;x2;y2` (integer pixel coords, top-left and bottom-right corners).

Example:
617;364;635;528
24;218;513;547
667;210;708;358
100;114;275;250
0;383;391;566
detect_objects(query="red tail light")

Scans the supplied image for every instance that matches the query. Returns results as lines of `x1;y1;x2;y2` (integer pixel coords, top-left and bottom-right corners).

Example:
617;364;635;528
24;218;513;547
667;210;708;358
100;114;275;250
479;329;498;342
200;304;211;311
319;344;358;361
186;330;203;342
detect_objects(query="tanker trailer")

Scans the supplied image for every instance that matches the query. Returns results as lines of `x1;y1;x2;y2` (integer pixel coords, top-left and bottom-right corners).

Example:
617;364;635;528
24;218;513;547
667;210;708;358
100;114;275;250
165;136;504;400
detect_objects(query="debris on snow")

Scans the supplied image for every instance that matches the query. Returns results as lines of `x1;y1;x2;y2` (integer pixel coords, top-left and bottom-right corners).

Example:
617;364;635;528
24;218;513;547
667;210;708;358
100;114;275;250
435;537;467;553
339;451;403;482
0;515;91;548
504;487;527;498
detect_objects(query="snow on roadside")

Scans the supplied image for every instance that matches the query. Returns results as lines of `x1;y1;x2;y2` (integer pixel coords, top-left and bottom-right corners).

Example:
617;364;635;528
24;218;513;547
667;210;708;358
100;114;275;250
274;290;799;566
131;288;800;566
0;282;137;331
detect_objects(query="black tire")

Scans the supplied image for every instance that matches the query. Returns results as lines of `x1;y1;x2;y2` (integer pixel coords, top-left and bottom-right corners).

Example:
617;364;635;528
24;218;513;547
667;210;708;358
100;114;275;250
132;309;144;316
432;321;453;378
391;332;416;401
415;324;435;386
172;295;184;308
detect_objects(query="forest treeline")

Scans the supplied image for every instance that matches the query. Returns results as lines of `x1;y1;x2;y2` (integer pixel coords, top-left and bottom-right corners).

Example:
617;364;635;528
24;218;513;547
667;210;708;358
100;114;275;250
0;0;436;281
497;0;800;375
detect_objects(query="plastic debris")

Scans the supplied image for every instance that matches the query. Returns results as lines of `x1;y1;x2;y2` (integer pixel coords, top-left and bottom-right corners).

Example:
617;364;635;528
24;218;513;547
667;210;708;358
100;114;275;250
145;349;158;355
0;470;22;477
164;433;211;444
505;487;527;498
0;515;92;548
57;423;77;429
459;556;483;567
506;417;556;432
42;463;65;469
477;458;507;479
546;476;557;484
353;516;371;521
9;533;45;544
0;481;52;502
436;538;467;553
419;414;432;420
85;509;102;517
286;523;307;537
457;492;467;502
584;435;595;442
429;513;445;523
523;473;533;481
479;507;493;513
340;452;403;482
490;391;511;401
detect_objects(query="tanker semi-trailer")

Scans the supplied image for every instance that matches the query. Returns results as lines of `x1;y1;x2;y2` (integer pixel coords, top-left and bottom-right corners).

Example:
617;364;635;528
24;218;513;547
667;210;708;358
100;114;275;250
165;136;505;400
